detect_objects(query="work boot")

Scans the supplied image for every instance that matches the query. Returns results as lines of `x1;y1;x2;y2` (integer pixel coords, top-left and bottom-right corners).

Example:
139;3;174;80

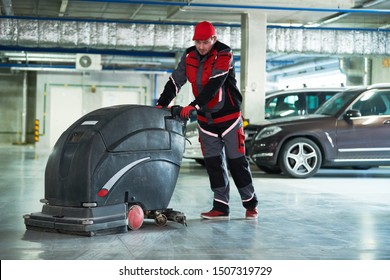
245;207;258;220
200;209;229;220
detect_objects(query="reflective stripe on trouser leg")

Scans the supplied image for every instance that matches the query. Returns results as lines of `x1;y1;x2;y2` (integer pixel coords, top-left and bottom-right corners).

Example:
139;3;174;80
223;118;258;209
198;126;230;212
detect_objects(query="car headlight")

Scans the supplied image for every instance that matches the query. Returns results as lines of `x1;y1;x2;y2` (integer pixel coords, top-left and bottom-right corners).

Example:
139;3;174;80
255;126;282;140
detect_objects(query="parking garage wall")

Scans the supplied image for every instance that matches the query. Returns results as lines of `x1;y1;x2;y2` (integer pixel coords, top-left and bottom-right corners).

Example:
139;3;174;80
0;68;201;147
0;70;36;144
33;71;165;148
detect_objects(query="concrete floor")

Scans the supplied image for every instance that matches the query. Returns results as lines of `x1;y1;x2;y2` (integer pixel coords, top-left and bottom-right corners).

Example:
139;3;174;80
1;144;390;260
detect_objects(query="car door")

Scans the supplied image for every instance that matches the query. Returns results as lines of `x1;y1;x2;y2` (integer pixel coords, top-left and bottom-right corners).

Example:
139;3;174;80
335;89;390;160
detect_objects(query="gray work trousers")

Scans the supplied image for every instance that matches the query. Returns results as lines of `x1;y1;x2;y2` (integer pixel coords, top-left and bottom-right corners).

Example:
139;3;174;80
198;117;258;212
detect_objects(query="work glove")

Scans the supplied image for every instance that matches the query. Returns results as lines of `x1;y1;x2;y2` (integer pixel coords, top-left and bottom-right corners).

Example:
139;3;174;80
180;105;196;119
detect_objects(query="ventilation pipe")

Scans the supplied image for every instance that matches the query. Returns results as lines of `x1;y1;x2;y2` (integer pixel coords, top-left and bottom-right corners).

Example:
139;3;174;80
1;17;389;56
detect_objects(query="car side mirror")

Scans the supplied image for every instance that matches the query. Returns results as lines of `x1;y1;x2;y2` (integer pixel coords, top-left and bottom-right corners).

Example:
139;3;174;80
264;113;271;119
344;109;361;120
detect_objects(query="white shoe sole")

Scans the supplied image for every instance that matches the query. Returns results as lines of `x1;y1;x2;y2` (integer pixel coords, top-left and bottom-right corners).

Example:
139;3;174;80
245;215;258;220
200;214;230;220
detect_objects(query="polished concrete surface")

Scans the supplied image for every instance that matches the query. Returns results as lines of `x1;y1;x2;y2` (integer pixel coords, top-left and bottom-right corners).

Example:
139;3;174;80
1;144;390;260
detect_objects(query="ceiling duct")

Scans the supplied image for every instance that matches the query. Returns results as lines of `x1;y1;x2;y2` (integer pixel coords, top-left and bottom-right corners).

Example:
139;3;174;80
267;26;390;55
0;18;389;55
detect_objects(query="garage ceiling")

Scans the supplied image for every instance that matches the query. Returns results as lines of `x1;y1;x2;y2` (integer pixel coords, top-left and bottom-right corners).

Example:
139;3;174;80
2;0;390;28
1;0;390;77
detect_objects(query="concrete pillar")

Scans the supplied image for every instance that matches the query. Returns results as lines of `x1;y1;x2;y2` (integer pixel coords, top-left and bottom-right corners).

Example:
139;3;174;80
240;12;267;124
371;57;390;84
21;71;28;144
339;57;371;86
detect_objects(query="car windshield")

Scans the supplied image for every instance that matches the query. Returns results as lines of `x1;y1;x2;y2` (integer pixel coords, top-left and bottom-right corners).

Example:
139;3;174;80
315;90;360;116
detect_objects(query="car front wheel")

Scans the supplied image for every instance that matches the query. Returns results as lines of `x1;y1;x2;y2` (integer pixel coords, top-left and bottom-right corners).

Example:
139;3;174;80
279;137;322;178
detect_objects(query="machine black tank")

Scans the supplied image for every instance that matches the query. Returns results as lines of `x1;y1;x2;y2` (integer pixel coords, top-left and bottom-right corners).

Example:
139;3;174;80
24;105;186;236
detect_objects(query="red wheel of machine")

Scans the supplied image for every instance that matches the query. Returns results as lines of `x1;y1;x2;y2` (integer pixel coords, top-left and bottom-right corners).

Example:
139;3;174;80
127;205;144;230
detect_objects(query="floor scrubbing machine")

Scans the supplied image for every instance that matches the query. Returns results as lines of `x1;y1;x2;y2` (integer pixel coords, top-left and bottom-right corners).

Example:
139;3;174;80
24;105;187;236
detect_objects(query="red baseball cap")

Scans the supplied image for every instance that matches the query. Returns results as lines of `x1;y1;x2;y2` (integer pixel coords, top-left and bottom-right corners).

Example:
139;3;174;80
192;21;215;41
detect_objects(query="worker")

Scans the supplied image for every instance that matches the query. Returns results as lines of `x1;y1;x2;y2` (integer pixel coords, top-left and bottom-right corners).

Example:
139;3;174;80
156;21;258;220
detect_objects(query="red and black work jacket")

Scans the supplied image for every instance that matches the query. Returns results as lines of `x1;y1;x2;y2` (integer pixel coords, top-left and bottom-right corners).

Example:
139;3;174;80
157;41;243;127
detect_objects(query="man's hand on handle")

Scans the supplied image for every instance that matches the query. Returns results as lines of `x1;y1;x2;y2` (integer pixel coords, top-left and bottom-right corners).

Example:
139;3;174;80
180;105;196;119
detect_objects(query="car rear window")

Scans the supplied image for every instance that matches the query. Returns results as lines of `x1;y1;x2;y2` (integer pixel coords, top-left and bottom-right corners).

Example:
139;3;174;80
265;90;341;119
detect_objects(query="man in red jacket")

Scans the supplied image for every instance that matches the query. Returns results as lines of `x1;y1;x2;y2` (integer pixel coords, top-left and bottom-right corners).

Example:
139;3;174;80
157;21;258;220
